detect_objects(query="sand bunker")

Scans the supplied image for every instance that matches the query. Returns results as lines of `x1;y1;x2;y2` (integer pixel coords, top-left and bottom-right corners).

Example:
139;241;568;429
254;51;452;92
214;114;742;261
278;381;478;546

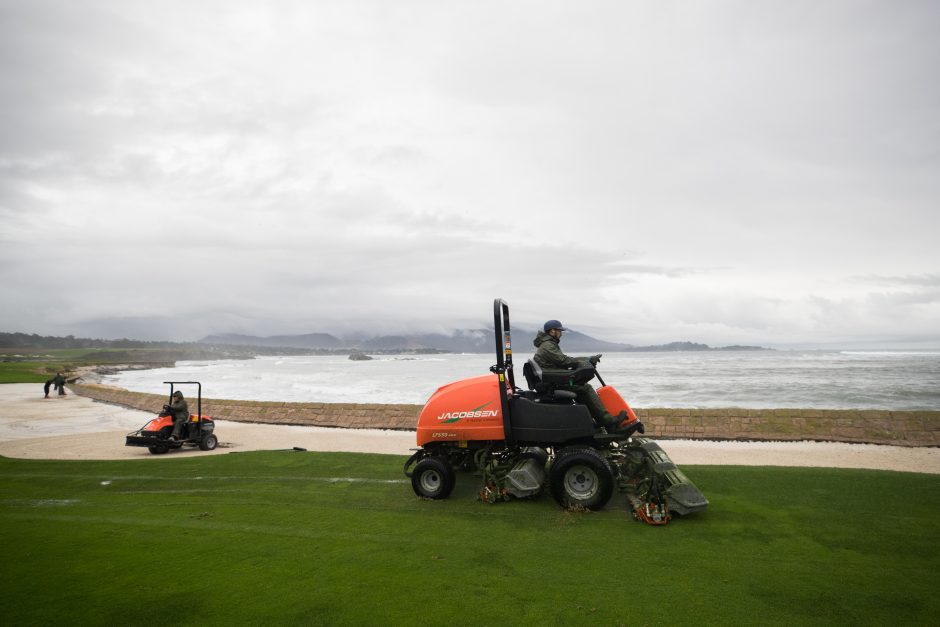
1;384;937;474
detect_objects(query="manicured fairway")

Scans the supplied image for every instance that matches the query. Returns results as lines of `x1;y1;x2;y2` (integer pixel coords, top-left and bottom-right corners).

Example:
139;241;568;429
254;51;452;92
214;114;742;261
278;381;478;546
0;361;58;383
1;451;937;626
0;348;171;383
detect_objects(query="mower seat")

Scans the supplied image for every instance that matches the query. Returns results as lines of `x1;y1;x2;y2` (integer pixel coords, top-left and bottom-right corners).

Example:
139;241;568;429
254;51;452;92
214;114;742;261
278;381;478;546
522;359;578;402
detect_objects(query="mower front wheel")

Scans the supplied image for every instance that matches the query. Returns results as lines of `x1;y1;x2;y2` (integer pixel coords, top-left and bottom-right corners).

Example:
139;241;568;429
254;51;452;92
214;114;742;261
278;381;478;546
549;446;615;511
148;445;169;455
411;457;455;500
199;433;218;451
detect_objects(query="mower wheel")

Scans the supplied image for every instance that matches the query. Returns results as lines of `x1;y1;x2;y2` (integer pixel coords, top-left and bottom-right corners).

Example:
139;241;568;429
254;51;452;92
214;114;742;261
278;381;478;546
549;446;614;511
148;445;169;455
411;457;455;500
199;433;218;451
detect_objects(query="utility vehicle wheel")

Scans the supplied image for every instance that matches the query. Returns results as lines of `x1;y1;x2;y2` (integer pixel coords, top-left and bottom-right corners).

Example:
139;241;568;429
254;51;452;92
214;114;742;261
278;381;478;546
411;457;455;500
549;447;615;511
199;433;218;451
148;445;169;455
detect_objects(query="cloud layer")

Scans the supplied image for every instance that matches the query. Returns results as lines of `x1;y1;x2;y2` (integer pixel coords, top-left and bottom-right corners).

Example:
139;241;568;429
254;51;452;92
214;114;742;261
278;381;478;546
1;1;938;347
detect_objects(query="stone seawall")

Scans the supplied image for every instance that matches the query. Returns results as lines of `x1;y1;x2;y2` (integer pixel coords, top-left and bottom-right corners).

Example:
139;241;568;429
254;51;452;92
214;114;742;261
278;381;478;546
70;383;939;447
71;384;420;430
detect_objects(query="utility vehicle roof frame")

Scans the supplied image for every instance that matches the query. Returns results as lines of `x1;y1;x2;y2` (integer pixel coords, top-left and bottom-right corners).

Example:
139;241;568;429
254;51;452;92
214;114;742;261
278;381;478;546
164;381;202;420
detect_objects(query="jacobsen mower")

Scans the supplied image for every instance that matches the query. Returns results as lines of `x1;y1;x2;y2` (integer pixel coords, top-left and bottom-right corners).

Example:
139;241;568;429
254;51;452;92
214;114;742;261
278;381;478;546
125;381;218;455
404;300;708;524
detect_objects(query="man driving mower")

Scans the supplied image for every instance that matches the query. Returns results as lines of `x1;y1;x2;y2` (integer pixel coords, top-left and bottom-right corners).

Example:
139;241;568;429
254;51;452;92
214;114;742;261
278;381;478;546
533;319;639;434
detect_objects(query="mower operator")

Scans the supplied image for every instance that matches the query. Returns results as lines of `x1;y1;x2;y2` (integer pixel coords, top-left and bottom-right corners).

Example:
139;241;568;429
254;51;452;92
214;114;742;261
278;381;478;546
168;390;189;441
533;320;629;433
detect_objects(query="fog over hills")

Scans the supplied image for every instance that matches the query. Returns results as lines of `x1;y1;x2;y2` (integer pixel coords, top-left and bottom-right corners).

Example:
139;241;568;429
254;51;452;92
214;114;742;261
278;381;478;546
0;329;767;355
199;330;767;354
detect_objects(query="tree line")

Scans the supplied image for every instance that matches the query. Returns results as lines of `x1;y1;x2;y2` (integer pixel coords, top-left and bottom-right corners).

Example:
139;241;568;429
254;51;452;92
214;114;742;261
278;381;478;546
0;331;186;350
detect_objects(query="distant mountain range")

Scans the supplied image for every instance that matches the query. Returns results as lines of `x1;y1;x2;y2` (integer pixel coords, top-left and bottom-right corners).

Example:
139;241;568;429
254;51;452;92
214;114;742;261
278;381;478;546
0;329;769;356
199;330;768;354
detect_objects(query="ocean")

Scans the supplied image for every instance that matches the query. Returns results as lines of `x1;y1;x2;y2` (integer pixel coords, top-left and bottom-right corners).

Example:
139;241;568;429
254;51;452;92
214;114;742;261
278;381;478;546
101;350;940;410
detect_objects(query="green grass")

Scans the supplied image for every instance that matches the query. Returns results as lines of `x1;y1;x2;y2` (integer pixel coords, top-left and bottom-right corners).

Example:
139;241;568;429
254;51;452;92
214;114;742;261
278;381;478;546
1;452;937;626
0;348;158;383
0;361;60;383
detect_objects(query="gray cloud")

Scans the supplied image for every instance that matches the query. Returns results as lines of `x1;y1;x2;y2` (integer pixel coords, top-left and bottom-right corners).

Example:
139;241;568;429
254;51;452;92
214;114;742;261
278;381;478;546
855;274;940;288
1;1;938;347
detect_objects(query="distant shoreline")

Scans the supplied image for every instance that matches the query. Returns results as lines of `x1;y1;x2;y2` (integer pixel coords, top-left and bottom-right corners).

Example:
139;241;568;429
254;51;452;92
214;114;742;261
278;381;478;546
2;329;773;358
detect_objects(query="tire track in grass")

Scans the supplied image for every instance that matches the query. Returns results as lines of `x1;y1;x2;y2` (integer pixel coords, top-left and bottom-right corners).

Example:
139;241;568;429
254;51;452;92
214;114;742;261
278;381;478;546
0;471;408;484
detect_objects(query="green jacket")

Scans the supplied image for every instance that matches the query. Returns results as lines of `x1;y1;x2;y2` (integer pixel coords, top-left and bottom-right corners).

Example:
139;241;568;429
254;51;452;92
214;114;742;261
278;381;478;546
532;331;589;370
169;397;189;422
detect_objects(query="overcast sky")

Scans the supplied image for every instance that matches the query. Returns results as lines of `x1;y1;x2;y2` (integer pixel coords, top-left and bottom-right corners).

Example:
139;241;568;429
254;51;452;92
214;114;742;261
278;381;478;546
1;0;938;348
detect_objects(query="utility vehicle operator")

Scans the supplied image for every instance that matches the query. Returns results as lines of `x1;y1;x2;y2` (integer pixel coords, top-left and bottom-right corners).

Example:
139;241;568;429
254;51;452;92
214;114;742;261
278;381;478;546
168;390;189;441
533;320;629;433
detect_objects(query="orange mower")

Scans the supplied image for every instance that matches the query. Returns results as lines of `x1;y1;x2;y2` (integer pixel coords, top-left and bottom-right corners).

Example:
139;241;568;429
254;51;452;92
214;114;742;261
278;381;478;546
125;381;217;455
403;300;708;524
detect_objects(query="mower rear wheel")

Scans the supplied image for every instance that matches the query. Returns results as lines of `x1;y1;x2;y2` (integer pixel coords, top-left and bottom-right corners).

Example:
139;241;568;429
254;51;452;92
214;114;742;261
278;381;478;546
411;457;455;500
148;445;169;455
549;447;614;511
199;433;218;451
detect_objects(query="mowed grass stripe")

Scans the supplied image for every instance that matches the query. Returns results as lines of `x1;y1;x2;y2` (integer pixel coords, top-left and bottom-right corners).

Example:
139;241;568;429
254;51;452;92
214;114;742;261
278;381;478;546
1;451;937;626
1;473;408;483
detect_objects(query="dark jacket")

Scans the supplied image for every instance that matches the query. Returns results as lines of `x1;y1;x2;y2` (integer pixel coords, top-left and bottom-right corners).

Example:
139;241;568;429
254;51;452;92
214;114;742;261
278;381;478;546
169;397;189;422
533;330;588;370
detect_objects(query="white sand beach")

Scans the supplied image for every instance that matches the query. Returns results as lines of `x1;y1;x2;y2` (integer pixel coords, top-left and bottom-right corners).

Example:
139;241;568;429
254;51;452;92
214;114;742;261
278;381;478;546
1;384;937;473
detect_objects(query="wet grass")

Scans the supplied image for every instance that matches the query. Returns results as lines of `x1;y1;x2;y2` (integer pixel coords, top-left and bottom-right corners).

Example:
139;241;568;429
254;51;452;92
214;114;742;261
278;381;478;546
0;451;937;626
0;361;54;383
0;348;171;383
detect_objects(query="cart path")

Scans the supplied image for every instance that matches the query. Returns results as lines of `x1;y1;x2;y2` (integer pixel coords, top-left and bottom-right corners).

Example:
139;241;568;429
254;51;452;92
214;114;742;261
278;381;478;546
1;384;938;473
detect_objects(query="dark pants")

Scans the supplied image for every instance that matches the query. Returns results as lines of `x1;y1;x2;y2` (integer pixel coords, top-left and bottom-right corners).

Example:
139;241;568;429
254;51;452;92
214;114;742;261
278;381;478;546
171;416;187;439
572;383;613;425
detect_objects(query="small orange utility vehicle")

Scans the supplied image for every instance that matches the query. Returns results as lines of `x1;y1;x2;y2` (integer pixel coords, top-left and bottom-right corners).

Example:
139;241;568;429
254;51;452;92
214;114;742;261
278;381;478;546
125;381;217;455
403;300;708;524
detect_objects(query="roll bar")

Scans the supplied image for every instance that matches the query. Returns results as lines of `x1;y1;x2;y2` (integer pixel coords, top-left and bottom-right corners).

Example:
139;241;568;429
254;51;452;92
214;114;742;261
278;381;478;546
490;299;516;444
164;381;202;419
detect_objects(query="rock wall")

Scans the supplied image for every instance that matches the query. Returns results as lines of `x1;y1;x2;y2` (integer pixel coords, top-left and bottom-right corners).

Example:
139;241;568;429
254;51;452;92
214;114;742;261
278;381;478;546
71;384;420;429
632;407;938;447
70;383;939;446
